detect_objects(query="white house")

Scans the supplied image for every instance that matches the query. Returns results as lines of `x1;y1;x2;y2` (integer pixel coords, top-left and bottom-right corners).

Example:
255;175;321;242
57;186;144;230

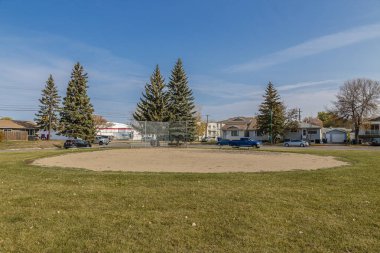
284;122;322;143
220;117;325;143
220;117;268;141
205;122;223;140
359;116;380;141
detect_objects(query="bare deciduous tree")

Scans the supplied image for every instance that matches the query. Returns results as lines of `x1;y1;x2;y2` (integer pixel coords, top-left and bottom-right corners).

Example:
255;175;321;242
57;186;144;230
284;108;300;131
93;115;113;129
332;78;380;143
303;117;323;127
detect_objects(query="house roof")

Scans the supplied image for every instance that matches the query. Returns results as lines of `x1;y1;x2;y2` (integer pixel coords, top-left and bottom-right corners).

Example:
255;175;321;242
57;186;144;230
322;127;352;133
298;122;322;129
247;118;257;130
219;116;252;124
369;116;380;122
222;125;248;131
220;116;257;131
13;120;39;129
0;120;38;129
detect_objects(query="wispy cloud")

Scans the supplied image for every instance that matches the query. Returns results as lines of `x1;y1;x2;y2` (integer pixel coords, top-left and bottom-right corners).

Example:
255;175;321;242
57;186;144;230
227;23;380;73
278;79;342;91
191;75;263;100
202;86;339;120
196;77;343;120
0;32;147;121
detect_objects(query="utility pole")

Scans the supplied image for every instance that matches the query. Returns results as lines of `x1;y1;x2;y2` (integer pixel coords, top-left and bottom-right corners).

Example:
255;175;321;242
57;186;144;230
298;108;301;122
205;114;209;138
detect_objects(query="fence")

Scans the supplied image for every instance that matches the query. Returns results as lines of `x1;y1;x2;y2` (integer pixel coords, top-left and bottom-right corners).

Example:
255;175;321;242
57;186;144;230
129;120;194;147
1;130;28;141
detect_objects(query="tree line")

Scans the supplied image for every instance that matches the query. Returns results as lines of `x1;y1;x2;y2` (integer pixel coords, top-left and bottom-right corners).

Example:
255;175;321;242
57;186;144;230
35;59;380;144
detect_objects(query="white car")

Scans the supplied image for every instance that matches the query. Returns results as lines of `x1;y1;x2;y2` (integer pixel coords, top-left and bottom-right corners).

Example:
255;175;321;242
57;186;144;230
94;136;110;145
283;140;309;147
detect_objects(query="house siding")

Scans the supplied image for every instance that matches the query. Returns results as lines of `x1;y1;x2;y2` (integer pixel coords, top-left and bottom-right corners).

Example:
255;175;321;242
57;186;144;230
223;130;245;140
248;130;268;141
284;128;322;142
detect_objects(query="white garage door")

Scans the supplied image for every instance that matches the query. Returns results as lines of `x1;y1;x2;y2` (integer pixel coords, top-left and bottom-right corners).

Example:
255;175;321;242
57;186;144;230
331;133;345;143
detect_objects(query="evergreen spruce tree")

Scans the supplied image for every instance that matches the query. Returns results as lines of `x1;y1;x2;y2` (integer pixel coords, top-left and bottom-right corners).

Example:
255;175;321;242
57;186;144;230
167;58;196;142
59;63;96;141
257;82;286;143
34;75;61;140
133;65;169;122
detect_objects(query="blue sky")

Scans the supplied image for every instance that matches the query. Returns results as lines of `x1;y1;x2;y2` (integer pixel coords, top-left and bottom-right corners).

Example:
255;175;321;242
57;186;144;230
1;0;380;122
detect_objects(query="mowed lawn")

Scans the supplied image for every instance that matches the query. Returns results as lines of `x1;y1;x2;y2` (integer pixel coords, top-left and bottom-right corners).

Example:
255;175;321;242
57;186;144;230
0;149;379;252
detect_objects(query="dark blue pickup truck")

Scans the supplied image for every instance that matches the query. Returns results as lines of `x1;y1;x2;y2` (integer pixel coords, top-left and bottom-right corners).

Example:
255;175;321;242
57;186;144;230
217;138;231;146
230;138;261;148
217;137;261;148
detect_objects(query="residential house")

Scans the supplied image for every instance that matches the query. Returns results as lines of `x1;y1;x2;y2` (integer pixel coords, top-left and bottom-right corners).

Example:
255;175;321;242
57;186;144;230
358;116;380;141
221;117;323;143
220;117;251;140
220;116;274;141
220;117;268;141
284;122;322;143
204;122;223;140
246;118;268;141
0;119;39;141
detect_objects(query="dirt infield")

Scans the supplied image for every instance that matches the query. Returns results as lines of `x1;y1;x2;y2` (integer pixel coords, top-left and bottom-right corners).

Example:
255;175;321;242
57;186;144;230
33;148;348;173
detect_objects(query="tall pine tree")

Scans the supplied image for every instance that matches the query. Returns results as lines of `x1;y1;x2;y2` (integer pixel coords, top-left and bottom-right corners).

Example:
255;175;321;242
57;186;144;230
133;65;168;122
59;63;96;141
35;74;61;140
257;82;286;143
167;58;196;142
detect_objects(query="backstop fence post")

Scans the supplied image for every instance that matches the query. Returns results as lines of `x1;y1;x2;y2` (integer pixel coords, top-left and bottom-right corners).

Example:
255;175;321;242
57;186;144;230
144;121;147;148
185;120;188;148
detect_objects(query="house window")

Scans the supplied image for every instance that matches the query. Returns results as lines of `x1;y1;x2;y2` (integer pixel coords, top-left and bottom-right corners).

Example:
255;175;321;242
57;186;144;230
4;129;12;132
290;129;298;133
231;130;239;136
256;130;263;136
302;130;307;135
308;130;317;134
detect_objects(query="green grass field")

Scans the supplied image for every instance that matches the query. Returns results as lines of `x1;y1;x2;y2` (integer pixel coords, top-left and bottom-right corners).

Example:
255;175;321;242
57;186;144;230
0;148;379;252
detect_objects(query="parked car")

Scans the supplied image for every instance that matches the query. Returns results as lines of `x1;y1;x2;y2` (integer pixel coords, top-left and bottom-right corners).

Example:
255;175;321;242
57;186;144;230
99;135;112;142
370;138;380;146
94;136;110;145
201;136;212;142
230;137;261;148
141;136;155;142
283;140;309;147
64;139;92;149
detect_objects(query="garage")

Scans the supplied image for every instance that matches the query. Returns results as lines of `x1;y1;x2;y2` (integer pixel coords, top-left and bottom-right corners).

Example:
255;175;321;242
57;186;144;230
325;129;347;144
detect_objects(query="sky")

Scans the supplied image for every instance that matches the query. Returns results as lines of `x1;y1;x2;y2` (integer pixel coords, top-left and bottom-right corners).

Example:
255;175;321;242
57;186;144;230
1;0;380;122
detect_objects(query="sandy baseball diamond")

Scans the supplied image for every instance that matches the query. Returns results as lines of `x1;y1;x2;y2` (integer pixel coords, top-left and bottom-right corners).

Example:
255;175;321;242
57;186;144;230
33;149;348;173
